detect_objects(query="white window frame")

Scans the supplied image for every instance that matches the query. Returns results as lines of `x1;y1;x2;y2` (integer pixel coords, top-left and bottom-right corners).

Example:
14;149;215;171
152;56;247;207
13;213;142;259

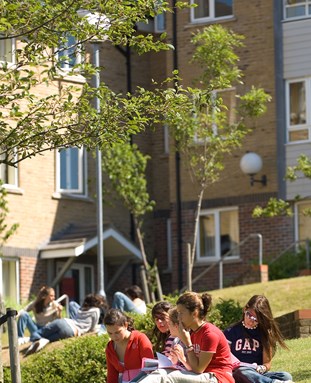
194;87;236;144
0;35;15;66
0;150;19;188
286;78;311;143
57;34;83;72
190;0;233;24
196;206;239;263
283;0;311;20
56;147;86;195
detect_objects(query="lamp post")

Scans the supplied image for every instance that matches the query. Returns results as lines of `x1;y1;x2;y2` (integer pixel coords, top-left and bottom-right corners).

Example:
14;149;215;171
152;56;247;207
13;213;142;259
78;10;110;297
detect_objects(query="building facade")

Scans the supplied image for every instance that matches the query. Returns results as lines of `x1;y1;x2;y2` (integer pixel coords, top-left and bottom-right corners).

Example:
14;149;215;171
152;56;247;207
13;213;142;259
1;1;310;304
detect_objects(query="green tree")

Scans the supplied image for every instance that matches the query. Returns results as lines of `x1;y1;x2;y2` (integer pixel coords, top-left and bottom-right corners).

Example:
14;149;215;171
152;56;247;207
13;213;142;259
0;0;190;165
163;25;272;290
102;141;163;302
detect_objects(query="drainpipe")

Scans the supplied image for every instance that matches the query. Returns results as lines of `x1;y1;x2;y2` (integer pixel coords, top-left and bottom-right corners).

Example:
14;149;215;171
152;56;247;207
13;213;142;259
172;1;183;290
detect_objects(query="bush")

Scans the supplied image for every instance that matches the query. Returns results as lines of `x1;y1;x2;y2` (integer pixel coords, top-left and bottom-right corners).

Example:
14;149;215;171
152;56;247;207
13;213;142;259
214;299;242;329
269;249;307;280
4;335;109;383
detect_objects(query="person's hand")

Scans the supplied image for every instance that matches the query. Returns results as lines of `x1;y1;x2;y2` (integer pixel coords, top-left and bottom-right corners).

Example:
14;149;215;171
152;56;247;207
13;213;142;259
256;365;267;374
177;320;191;346
171;344;186;365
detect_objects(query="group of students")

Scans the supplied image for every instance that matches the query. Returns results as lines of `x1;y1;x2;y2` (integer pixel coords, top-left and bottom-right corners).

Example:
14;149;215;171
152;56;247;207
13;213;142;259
17;285;294;383
103;292;294;383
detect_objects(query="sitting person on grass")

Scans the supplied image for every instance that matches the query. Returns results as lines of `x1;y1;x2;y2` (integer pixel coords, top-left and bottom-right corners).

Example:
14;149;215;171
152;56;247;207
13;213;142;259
112;285;147;315
104;308;154;383
17;286;65;345
25;293;108;355
224;295;294;383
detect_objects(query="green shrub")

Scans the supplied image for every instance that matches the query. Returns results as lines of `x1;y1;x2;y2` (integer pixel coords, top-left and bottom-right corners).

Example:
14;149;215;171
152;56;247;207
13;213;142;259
269;250;307;280
4;335;109;383
214;299;243;329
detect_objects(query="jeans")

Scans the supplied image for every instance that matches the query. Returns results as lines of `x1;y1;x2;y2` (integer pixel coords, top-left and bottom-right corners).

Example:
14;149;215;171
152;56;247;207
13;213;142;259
112;292;140;313
31;319;74;342
233;366;293;383
17;311;41;338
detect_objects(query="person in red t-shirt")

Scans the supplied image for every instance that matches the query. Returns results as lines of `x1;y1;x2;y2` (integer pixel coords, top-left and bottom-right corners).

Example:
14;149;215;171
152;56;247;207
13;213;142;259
138;292;234;383
104;308;154;383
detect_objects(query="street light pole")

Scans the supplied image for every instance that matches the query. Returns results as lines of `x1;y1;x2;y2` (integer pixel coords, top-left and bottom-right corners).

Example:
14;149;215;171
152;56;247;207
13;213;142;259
92;41;106;297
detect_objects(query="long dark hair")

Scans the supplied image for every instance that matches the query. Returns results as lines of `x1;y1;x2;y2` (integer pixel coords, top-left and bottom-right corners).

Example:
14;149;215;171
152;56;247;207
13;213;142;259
104;308;135;331
125;285;144;300
151;301;173;352
81;293;108;323
33;286;54;314
244;295;288;357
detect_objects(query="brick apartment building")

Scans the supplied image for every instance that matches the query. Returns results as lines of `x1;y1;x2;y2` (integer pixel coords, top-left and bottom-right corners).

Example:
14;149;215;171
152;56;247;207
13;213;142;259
1;1;311;304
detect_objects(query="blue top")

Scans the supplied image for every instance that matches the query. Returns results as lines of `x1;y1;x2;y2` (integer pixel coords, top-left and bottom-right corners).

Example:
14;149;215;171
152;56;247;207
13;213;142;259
224;322;263;365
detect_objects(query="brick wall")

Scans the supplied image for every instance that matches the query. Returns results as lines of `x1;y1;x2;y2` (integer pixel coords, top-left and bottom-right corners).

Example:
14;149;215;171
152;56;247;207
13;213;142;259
276;309;311;339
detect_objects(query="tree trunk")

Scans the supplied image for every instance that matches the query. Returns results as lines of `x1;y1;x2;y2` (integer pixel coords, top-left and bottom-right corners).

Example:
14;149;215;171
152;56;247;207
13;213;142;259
188;189;205;290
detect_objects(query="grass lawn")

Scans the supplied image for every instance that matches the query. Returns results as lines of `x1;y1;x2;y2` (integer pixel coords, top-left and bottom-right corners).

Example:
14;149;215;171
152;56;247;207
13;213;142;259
209;275;311;317
273;337;311;383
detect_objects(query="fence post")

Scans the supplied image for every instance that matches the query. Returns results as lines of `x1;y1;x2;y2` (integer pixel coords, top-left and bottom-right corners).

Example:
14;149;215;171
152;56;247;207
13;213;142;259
7;308;21;383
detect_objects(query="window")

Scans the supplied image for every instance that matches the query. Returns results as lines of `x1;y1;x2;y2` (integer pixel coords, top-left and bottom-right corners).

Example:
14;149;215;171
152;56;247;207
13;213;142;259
283;0;311;20
58;34;82;71
0;151;18;187
194;87;236;144
190;0;233;23
286;79;311;143
197;207;239;262
0;35;15;64
56;147;86;194
1;258;19;304
295;201;311;242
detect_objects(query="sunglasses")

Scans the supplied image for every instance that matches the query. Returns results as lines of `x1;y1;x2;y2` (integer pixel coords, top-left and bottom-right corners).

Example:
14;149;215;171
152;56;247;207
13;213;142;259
245;310;258;322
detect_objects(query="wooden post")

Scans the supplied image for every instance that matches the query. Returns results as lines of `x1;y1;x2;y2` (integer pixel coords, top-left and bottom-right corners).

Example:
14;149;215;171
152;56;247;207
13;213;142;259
154;265;163;301
140;265;151;303
186;243;192;292
7;308;21;383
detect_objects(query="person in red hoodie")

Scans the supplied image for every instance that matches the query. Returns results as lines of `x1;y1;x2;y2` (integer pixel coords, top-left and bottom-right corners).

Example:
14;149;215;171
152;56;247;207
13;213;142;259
104;308;154;383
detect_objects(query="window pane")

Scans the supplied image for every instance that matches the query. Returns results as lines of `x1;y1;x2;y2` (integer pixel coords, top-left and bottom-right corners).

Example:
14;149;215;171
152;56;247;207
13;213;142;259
200;215;215;258
215;0;233;17
84;267;92;296
220;210;239;256
2;260;18;303
289;82;306;126
59;35;79;68
0;37;13;62
60;147;79;190
298;203;311;241
0;152;17;186
194;0;209;19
